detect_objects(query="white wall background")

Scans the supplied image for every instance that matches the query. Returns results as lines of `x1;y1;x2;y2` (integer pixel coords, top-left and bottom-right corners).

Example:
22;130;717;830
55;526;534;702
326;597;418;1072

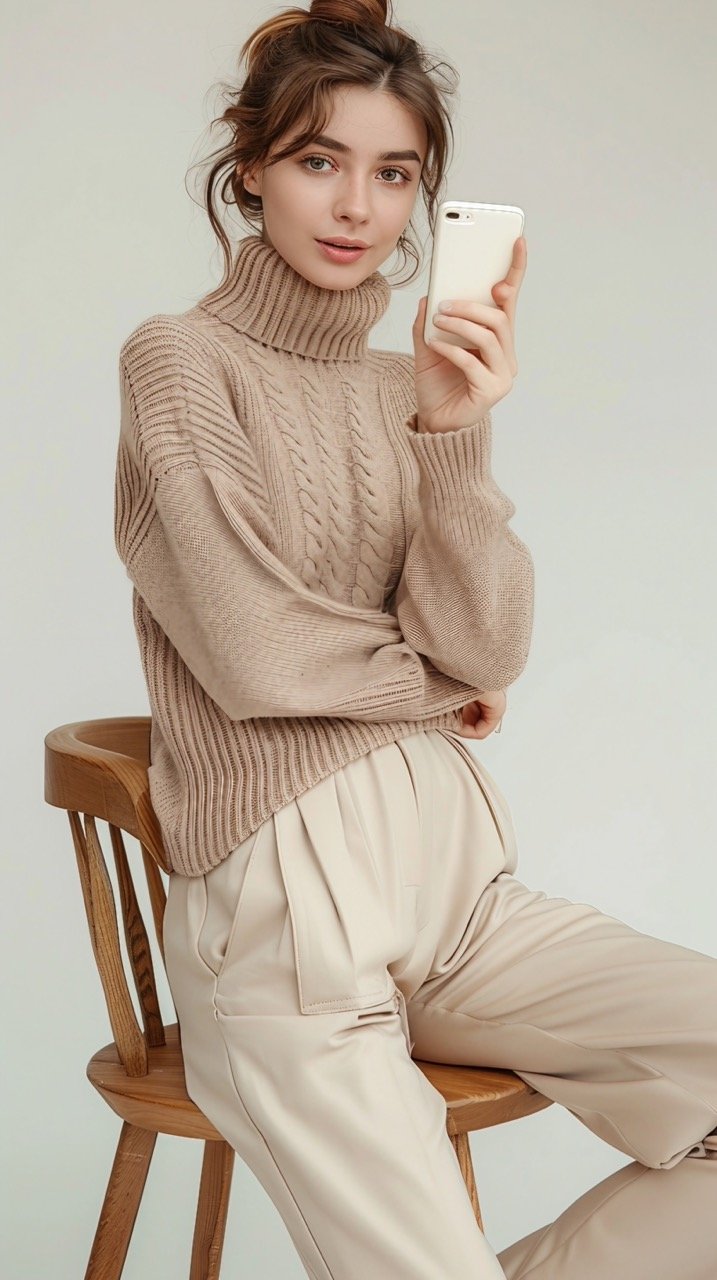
3;1;716;1276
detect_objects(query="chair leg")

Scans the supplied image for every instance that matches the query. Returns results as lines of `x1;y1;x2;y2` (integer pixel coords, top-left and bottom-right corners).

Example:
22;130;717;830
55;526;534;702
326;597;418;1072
190;1140;235;1279
450;1132;484;1233
85;1121;157;1279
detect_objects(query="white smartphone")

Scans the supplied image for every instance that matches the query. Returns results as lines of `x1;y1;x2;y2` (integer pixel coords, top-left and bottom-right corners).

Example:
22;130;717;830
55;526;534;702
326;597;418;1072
423;201;525;349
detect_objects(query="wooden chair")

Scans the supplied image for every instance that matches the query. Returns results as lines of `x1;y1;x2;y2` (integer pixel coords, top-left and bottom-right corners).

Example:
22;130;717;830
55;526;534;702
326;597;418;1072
44;715;554;1278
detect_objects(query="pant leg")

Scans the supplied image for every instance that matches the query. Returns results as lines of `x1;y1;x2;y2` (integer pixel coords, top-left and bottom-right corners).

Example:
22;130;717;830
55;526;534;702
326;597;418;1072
162;731;513;1280
404;731;717;1279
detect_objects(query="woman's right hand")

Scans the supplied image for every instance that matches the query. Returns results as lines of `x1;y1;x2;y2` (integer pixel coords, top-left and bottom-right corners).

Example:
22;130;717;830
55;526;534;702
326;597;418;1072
410;238;526;435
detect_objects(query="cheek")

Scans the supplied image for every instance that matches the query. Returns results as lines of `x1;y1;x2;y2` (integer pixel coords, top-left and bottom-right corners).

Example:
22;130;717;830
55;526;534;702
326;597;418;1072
264;167;310;205
385;194;415;235
281;171;327;212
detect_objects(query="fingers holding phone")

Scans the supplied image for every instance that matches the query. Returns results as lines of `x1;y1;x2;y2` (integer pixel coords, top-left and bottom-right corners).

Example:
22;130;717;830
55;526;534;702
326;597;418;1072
413;203;527;434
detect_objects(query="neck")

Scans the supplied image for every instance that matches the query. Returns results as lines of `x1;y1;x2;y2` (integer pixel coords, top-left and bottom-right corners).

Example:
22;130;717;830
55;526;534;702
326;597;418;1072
197;234;392;361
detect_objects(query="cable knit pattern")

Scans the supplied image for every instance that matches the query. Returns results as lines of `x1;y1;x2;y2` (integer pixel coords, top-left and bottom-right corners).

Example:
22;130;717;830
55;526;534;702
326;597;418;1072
341;373;396;609
299;364;357;597
114;234;534;876
239;340;327;592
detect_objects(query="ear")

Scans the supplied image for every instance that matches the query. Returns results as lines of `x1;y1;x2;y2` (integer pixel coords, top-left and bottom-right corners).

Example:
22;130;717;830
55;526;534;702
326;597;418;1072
240;164;261;197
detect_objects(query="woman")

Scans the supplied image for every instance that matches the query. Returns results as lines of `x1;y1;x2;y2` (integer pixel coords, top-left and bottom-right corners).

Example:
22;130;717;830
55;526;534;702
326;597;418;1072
114;2;717;1276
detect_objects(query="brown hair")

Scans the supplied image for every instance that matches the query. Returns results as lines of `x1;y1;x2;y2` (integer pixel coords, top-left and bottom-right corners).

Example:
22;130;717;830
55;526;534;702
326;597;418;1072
187;0;459;288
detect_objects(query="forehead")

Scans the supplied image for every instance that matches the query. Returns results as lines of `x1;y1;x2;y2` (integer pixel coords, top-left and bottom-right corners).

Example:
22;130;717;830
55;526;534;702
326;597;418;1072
291;86;427;160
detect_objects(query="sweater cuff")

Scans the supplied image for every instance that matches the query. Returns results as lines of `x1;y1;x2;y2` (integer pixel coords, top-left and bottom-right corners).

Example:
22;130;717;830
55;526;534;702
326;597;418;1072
404;411;493;490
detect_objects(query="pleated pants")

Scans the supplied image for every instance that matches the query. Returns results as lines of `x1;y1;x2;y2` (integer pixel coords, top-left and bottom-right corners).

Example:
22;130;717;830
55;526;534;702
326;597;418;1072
163;727;717;1279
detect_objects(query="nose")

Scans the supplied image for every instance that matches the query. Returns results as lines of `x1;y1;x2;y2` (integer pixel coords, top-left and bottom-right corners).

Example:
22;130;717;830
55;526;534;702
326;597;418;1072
332;178;372;226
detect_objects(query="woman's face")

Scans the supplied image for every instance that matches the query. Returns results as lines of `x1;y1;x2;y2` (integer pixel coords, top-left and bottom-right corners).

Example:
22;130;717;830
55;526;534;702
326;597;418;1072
242;85;427;289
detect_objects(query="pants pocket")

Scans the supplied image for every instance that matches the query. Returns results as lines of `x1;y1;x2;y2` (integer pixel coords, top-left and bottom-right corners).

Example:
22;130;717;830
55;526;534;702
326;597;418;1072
436;728;519;874
273;775;395;1014
195;822;266;983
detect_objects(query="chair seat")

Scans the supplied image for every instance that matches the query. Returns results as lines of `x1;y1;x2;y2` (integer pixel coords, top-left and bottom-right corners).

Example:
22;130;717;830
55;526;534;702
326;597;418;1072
88;1023;552;1142
417;1059;553;1137
88;1024;223;1141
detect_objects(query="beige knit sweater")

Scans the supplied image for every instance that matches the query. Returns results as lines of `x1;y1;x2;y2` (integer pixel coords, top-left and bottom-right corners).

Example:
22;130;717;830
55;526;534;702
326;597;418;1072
114;234;534;877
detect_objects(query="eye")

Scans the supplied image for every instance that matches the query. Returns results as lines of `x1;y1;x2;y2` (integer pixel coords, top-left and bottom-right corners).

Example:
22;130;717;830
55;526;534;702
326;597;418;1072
299;155;412;186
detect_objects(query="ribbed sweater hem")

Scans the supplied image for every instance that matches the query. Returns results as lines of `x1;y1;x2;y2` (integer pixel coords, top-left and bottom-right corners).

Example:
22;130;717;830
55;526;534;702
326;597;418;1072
153;706;464;877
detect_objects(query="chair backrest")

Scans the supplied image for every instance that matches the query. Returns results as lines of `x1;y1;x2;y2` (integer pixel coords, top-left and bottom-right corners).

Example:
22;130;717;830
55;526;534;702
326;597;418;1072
44;717;172;1078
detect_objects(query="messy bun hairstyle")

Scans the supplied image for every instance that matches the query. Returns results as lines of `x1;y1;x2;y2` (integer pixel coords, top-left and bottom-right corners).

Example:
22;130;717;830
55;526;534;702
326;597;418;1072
188;0;459;288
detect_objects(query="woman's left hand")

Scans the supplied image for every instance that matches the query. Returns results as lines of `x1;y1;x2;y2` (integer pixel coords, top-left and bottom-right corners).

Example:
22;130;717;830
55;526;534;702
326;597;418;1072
458;689;507;740
411;237;527;435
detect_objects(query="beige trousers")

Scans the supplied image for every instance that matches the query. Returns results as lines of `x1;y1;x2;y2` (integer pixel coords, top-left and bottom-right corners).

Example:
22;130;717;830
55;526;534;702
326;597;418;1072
163;727;717;1279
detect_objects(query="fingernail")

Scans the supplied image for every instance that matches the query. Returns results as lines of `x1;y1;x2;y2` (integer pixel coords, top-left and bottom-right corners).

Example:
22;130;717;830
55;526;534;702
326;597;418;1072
438;300;453;312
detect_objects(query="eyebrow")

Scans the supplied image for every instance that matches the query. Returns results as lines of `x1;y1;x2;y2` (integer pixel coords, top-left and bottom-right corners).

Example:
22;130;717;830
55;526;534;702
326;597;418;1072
308;134;423;164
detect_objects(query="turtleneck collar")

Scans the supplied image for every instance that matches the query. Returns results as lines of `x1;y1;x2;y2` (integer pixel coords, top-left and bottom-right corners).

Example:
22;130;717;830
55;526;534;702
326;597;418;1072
196;234;392;362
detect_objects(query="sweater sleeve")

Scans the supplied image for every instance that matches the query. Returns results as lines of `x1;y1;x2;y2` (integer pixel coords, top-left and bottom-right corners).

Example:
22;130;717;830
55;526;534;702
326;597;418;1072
381;356;535;691
114;317;493;723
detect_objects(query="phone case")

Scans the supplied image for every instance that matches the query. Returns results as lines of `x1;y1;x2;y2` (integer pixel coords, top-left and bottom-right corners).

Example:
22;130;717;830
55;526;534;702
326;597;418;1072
423;201;525;349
